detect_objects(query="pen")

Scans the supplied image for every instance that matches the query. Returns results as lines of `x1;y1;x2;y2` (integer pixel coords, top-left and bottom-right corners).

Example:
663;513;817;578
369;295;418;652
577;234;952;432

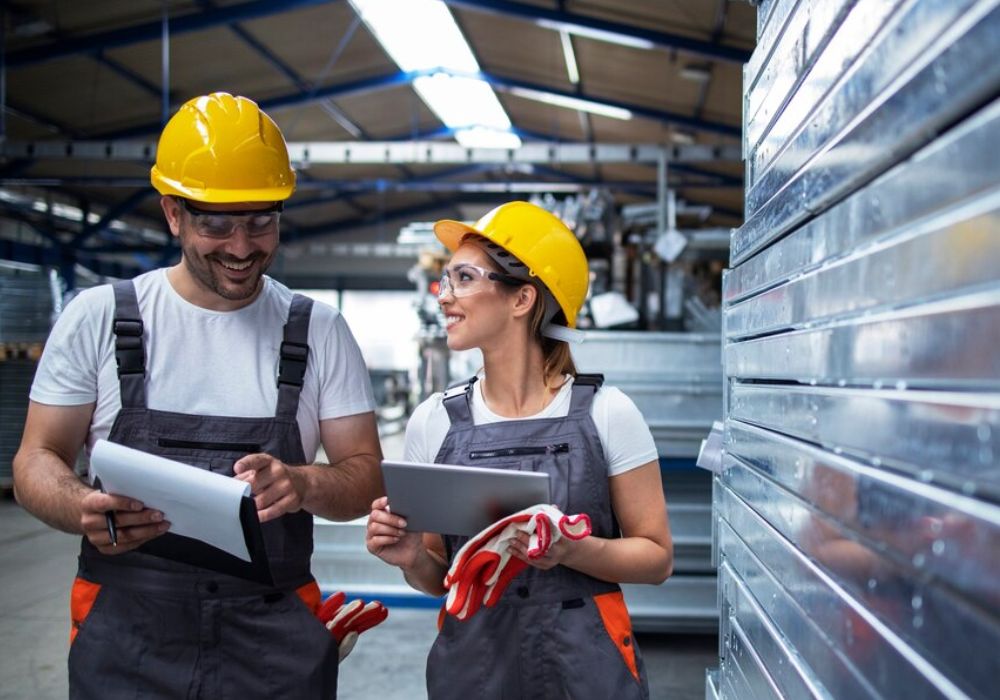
93;477;118;547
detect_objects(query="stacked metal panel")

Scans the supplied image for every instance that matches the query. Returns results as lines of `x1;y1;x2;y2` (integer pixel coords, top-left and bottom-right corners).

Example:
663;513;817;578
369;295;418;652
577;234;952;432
0;264;56;489
574;332;722;630
711;0;1000;698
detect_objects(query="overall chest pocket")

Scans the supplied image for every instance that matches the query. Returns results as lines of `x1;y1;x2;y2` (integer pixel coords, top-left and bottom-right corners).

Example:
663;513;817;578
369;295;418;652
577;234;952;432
154;437;262;475
467;442;573;512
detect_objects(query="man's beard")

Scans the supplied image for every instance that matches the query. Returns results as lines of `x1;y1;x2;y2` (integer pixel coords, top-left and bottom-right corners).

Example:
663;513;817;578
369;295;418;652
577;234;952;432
182;246;272;301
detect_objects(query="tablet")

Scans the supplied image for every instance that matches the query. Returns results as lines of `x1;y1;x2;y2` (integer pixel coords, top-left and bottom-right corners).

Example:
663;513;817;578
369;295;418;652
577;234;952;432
381;460;551;536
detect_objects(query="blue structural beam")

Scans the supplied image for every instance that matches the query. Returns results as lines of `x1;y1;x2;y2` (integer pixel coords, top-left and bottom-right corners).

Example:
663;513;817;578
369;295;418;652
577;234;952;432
320;590;443;610
5;0;341;68
103;68;738;139
95;50;164;99
285;199;464;242
0;238;146;280
659;457;700;472
480;71;740;138
530;163;744;220
443;0;751;64
72;189;156;245
101;71;415;139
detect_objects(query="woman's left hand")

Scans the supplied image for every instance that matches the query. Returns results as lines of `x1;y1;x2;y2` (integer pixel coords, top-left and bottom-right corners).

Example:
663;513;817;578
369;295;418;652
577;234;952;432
508;530;581;570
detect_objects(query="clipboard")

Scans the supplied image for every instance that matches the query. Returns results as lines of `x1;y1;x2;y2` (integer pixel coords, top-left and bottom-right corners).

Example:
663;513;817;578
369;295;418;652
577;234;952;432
90;440;274;585
136;496;273;585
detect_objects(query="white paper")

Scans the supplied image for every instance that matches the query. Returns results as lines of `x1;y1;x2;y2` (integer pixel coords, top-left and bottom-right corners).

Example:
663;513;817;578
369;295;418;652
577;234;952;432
90;439;253;561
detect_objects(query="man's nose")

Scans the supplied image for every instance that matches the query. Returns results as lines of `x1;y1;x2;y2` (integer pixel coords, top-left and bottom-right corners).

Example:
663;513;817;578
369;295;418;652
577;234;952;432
223;225;255;256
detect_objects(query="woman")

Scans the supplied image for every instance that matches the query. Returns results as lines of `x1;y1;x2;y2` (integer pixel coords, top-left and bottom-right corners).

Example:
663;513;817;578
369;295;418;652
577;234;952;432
366;201;673;699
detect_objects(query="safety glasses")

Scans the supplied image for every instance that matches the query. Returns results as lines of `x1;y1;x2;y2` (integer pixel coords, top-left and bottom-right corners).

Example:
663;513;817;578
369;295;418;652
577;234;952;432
438;263;525;300
178;198;282;239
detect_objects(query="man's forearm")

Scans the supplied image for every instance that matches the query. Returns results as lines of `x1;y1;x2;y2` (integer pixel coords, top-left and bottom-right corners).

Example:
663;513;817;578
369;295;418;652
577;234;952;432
12;448;90;535
296;454;383;521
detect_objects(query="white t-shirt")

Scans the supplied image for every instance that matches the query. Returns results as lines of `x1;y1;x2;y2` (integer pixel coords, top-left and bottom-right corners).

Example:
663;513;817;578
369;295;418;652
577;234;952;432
404;374;659;477
31;269;375;459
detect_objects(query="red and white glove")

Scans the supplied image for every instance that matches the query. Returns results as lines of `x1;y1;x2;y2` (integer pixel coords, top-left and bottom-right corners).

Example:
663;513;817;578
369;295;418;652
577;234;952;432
444;504;591;621
317;591;389;662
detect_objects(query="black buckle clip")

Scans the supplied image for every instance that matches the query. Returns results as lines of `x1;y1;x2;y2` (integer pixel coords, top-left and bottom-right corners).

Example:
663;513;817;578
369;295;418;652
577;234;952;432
277;341;309;387
113;319;145;376
113;319;144;337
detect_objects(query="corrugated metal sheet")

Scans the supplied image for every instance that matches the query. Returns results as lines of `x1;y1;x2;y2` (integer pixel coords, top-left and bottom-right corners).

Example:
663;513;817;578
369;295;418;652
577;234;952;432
713;0;1000;697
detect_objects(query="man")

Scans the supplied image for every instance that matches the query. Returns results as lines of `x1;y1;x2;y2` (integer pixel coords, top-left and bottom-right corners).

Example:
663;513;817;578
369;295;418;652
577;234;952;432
12;93;383;698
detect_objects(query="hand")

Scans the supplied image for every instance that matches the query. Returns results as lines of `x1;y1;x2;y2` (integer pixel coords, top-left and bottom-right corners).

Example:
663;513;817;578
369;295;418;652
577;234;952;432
79;489;169;555
318;591;389;663
365;496;424;569
508;530;580;570
233;453;305;523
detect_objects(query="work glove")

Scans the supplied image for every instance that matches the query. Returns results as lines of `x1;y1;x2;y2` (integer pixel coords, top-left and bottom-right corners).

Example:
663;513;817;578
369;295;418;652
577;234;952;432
444;504;591;621
317;591;389;662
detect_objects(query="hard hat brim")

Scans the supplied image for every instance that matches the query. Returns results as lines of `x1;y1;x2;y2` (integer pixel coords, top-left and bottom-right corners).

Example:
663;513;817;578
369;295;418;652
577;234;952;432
433;219;481;253
151;167;296;203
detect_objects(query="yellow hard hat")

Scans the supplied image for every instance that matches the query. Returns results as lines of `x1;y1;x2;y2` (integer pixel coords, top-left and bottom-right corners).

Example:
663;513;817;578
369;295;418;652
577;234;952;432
434;201;589;329
150;93;295;203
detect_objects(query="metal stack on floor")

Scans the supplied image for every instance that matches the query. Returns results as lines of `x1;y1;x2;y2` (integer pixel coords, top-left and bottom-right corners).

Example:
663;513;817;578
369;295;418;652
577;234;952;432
0;264;58;491
710;0;1000;698
573;332;721;632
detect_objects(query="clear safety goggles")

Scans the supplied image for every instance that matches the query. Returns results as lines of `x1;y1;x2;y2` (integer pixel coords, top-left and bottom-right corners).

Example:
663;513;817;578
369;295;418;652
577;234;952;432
179;198;282;239
438;263;524;300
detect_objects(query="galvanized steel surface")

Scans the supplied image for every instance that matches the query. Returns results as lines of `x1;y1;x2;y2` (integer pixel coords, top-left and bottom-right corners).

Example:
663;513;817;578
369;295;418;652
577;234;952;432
732;0;1000;265
574;331;724;458
713;0;1000;697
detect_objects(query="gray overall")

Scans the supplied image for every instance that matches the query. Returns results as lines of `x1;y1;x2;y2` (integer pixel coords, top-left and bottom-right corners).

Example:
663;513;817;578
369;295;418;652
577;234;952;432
67;281;339;699
426;375;650;700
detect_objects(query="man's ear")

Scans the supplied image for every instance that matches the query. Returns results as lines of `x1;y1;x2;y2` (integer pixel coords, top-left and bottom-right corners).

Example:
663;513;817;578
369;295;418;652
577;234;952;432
511;283;538;320
160;196;182;238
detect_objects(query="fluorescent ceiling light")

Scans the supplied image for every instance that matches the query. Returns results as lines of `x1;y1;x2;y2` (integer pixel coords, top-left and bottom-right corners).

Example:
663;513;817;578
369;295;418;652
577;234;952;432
414;73;511;130
536;19;654;50
559;31;580;84
455;127;522;149
507;87;632;121
348;0;477;72
349;0;520;146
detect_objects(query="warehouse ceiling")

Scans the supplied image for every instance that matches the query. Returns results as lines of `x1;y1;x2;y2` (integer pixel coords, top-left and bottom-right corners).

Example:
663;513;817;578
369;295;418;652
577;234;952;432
0;0;756;288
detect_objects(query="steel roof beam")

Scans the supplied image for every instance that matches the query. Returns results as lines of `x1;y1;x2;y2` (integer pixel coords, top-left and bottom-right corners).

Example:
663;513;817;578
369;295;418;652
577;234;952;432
0;173;736;193
285;199;465;242
94;50;164;99
482;71;740;137
97;67;738;139
2;139;742;163
0;237;146;279
100;70;412;138
71;188;156;245
442;0;751;64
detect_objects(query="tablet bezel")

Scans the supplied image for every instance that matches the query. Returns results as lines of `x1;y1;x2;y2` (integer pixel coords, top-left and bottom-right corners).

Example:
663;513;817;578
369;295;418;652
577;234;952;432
380;460;551;536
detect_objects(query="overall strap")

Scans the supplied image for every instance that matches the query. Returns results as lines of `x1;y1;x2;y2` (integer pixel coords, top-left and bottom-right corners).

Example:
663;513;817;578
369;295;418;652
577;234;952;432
441;375;477;427
275;294;314;420
568;372;603;417
112;280;147;409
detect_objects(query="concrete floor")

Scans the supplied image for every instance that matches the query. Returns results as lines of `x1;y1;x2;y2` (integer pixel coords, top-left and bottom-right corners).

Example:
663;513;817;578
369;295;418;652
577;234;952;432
0;495;718;700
